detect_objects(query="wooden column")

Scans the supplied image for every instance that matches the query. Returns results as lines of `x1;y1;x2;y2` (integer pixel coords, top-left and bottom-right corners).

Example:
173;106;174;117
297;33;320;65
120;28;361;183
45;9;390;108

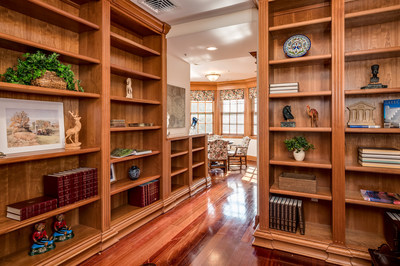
244;87;252;137
331;0;346;245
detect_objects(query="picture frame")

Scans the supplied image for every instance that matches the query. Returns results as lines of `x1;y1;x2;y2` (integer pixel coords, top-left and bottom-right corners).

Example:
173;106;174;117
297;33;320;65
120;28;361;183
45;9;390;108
110;163;116;183
0;98;65;154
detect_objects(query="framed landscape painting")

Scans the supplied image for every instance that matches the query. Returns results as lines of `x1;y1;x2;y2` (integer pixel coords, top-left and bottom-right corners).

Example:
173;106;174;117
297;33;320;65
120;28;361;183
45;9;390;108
0;98;65;154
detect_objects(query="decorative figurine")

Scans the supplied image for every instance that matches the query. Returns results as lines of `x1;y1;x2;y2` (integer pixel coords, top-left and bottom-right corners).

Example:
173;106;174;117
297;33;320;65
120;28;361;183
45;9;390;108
189;117;199;135
128;166;141;180
30;223;55;256
347;101;376;126
52;214;74;242
306;105;319;127
361;64;388;89
281;105;296;127
65;111;82;150
0;152;5;158
126;78;133;98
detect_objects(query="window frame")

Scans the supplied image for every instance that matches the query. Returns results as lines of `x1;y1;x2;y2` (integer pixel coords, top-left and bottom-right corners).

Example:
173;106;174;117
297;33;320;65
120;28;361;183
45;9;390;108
190;100;214;134
221;99;245;136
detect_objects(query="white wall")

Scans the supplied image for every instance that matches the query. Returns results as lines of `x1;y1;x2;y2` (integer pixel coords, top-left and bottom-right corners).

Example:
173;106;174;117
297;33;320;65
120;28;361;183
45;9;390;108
223;138;257;158
167;53;191;137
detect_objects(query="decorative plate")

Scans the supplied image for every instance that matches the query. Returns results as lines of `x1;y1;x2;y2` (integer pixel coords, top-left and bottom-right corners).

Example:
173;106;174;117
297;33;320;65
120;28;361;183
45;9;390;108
283;34;311;58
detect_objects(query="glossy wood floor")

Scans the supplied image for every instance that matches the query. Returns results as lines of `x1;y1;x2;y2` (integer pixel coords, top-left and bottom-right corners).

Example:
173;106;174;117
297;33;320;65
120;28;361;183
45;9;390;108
82;163;334;266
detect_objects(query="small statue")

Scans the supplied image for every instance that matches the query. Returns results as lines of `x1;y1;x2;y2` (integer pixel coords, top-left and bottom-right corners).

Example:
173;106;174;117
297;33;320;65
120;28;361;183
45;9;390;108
126;78;133;98
306;105;319;127
189;117;199;135
29;223;55;256
65;111;82;150
347;101;376;126
281;105;296;127
52;214;74;242
361;64;388;89
0;152;5;158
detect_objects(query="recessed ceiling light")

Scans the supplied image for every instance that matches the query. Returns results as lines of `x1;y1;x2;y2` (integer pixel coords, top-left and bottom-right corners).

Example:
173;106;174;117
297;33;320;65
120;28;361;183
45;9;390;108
206;47;218;51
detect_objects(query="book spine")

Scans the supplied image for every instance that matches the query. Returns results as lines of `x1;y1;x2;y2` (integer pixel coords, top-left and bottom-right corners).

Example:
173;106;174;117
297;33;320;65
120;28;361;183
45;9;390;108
348;125;381;128
270;90;298;94
276;198;281;231
280;198;285;231
269;86;299;91
269;196;274;229
270;82;299;88
298;200;305;235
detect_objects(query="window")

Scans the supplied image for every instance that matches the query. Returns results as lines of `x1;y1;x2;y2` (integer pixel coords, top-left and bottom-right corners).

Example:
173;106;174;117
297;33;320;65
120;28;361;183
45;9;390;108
252;98;257;135
191;101;213;134
222;99;244;135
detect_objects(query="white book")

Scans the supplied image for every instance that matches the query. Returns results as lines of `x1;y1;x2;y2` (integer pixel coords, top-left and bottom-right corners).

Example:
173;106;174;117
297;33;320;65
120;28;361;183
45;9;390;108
359;153;400;159
270;82;299;88
270;90;298;94
270;86;298;91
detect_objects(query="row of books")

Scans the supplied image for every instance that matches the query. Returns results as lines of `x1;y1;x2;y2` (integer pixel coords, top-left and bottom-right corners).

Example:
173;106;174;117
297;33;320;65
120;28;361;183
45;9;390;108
269;82;299;94
111;119;126;128
111;148;152;158
128;179;160;207
44;167;98;207
358;147;400;169
7;196;57;221
361;189;400;205
269;196;305;234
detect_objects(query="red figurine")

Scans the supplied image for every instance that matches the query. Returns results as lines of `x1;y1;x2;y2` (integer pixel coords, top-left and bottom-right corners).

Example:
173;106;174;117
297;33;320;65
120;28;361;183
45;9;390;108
306;105;319;127
30;222;55;256
53;214;74;242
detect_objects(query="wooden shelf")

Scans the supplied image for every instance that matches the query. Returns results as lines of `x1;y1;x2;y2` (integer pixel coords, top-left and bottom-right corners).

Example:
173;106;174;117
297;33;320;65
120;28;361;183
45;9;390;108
110;126;161;132
269;54;331;67
110;32;160;57
345;162;400;175
269;17;331;32
0;32;100;65
0;196;100;235
110;95;160;105
192;147;205;152
346;229;387;256
110;200;162;226
0;0;100;33
345;128;400;134
346;190;400;210
269;222;332;244
171;167;188;177
110;151;160;164
171;150;189;158
345;46;400;62
0;82;100;98
0;147;100;165
270;157;332;169
110;64;161;80
192;161;205;168
345;87;400;95
110;175;160;196
345;5;400;28
269;90;332;98
171;184;187;194
270;183;332;201
0;224;100;265
270;127;332;132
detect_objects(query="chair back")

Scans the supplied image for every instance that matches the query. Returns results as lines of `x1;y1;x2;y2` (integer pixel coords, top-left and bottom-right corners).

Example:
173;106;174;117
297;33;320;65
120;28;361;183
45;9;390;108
241;136;251;148
208;139;229;160
235;136;251;156
208;134;222;141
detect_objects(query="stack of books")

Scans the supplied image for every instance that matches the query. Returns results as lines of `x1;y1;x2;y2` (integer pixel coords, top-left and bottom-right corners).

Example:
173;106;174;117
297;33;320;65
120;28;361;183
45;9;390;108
269;196;304;234
44;168;98;207
128;179;160;207
6;196;57;221
269;82;299;94
110;119;125;128
358;147;400;169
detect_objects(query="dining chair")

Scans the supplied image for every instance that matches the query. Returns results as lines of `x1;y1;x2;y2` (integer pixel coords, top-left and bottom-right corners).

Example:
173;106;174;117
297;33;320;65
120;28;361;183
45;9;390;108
228;136;251;170
208;139;229;173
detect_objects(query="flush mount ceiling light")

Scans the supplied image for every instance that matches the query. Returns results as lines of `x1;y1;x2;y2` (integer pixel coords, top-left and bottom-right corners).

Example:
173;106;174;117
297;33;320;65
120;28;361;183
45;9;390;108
206;46;218;51
205;73;220;82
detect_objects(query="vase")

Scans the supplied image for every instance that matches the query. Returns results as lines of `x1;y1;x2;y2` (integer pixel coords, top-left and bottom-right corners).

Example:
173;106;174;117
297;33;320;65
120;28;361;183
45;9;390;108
293;149;305;161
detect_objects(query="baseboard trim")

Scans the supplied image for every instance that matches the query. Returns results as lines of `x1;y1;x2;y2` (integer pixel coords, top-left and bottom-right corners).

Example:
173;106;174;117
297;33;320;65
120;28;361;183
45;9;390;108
247;155;257;161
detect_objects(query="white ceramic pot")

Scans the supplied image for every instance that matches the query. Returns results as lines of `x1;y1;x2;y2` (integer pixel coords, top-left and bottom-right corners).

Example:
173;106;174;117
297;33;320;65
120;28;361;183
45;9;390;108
293;149;305;161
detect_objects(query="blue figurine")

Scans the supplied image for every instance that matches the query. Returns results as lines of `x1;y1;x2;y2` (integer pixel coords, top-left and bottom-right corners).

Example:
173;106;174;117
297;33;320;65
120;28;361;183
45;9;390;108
189;117;199;135
29;222;55;256
52;214;74;242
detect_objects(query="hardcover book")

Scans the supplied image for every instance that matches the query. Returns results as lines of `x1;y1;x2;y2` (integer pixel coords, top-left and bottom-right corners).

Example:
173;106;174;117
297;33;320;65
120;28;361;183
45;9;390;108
7;196;57;221
358;147;400;155
269;196;275;229
361;189;400;205
297;200;305;235
358;160;400;169
384;99;400;128
358;156;400;164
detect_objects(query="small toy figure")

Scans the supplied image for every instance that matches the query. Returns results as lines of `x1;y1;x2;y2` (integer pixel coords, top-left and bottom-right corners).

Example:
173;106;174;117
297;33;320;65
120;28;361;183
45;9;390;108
306;105;319;127
53;214;74;242
126;78;133;98
281;105;296;127
65;111;82;150
30;222;55;256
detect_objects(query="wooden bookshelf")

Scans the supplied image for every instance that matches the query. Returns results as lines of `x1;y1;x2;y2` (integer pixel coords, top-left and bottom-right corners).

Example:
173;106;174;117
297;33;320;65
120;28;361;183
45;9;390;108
171;150;189;158
110;126;161;132
256;0;400;264
110;151;160;164
110;95;160;105
110;175;161;196
110;32;160;56
110;64;161;80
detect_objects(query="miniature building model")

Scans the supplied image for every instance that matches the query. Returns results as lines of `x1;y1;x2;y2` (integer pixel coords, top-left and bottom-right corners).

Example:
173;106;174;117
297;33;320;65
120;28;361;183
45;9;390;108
347;101;376;126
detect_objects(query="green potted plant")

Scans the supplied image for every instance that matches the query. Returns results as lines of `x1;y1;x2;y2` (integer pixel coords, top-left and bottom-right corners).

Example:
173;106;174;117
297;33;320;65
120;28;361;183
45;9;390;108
284;136;314;161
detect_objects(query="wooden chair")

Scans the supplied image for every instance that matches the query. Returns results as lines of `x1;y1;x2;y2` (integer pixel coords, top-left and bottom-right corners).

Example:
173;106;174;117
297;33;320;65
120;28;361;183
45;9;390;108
208;139;229;173
228;136;251;170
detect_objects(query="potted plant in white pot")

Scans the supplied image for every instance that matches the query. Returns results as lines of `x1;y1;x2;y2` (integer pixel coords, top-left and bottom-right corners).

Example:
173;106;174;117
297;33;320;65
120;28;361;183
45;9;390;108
284;136;314;161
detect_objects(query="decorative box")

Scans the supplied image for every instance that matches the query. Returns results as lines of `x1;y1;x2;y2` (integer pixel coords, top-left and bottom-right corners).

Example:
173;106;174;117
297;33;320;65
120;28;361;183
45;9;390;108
278;172;316;194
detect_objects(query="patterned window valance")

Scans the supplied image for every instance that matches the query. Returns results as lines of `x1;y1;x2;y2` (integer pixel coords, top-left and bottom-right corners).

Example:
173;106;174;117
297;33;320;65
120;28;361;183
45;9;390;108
191;90;215;101
220;88;244;100
249;87;257;99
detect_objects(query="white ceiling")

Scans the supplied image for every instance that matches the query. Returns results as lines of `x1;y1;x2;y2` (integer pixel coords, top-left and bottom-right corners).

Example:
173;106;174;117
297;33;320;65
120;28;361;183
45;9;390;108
132;0;258;82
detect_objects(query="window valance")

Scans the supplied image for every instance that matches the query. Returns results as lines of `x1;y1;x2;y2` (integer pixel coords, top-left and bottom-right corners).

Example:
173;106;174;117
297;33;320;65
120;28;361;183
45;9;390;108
191;90;214;101
249;87;257;99
220;88;244;100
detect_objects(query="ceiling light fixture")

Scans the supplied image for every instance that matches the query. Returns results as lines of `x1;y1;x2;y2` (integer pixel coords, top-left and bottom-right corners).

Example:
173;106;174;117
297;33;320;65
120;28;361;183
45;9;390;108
205;73;220;82
206;46;218;51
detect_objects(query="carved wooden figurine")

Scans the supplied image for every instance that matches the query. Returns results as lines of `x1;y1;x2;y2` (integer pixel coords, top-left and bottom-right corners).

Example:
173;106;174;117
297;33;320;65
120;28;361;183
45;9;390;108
126;78;133;98
65;111;82;150
306;105;319;127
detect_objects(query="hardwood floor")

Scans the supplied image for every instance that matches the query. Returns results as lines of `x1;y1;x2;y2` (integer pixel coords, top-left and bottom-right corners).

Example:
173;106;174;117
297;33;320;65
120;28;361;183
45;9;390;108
82;163;334;266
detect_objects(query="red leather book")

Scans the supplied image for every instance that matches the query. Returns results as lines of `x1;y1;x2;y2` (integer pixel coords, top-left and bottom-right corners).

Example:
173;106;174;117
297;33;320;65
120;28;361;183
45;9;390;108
128;184;147;207
6;196;57;221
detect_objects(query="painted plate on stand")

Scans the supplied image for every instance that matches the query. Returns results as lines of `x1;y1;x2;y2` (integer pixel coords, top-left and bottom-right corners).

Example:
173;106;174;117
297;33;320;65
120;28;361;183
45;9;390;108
283;34;311;58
